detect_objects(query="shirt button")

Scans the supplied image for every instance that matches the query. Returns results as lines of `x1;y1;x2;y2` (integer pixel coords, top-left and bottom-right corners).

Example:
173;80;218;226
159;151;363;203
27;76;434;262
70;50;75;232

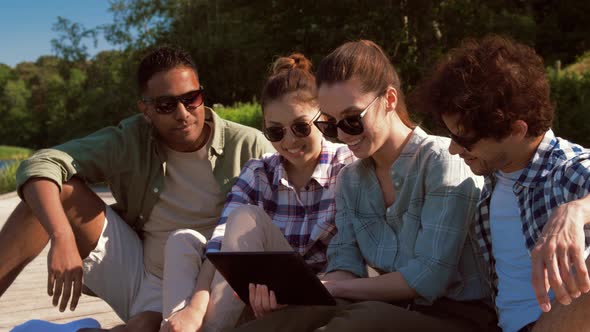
394;181;400;187
139;215;144;220
153;187;159;193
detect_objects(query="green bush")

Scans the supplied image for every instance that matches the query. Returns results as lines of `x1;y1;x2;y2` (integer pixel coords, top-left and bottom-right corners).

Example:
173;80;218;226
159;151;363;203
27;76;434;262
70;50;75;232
0;146;32;194
0;146;32;160
549;71;590;147
0;160;21;194
214;102;263;130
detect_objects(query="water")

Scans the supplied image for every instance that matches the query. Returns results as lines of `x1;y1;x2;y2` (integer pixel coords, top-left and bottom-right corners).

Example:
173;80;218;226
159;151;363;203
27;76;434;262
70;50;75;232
0;160;16;171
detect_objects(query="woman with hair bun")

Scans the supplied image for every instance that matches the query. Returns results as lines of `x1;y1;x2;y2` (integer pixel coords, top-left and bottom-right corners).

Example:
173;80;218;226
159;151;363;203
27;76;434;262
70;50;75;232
158;53;355;332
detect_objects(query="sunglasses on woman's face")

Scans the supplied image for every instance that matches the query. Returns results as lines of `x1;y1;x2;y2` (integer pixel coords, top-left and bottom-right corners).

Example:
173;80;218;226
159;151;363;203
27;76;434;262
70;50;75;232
263;112;321;142
141;86;205;114
313;94;380;138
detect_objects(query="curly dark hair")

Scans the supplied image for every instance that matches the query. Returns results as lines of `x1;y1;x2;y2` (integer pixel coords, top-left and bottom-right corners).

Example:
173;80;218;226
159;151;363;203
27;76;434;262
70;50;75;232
412;35;553;139
137;45;198;93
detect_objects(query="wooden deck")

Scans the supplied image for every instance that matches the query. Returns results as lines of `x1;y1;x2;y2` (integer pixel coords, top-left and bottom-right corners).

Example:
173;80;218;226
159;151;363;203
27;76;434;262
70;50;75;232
0;190;123;331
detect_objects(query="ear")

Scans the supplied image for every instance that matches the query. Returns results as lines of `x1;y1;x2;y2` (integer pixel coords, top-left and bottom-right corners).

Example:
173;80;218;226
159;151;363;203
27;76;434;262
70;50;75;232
384;86;398;113
510;120;528;140
137;100;151;123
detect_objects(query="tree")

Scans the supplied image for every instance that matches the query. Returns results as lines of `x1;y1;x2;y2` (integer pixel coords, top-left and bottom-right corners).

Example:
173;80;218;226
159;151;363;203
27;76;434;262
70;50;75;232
51;16;99;62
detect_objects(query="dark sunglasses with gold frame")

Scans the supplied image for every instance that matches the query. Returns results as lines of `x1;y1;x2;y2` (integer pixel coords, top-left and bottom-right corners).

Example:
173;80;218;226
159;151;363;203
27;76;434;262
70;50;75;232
263;111;321;142
141;86;205;114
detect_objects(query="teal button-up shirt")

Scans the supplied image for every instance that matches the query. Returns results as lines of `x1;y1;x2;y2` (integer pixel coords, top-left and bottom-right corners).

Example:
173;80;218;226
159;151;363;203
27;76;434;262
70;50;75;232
326;127;488;304
16;107;275;233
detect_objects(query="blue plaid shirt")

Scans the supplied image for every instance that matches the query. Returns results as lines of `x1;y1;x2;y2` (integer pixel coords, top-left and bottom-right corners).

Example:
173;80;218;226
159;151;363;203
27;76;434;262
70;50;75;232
475;130;590;295
327;128;488;304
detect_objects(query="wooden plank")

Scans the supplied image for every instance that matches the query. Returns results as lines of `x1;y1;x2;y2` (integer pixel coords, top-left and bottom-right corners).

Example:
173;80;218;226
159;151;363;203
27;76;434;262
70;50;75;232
0;190;124;330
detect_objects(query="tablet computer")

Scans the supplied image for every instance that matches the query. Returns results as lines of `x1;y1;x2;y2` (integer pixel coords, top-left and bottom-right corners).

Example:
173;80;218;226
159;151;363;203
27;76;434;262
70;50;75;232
206;251;336;306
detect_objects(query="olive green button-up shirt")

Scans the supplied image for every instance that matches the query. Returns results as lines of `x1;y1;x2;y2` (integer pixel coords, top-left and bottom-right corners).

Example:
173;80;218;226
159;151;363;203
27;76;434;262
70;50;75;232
16;107;275;233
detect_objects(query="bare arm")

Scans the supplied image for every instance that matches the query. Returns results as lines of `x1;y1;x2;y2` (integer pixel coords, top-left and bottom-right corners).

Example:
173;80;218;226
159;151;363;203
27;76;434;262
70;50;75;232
322;271;417;302
532;193;590;312
22;178;73;240
22;178;84;312
321;270;358;281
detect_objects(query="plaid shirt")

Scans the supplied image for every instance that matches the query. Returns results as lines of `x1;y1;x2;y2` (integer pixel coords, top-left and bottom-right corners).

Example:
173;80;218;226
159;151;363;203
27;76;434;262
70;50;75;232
206;139;356;271
475;130;590;295
326;128;488;304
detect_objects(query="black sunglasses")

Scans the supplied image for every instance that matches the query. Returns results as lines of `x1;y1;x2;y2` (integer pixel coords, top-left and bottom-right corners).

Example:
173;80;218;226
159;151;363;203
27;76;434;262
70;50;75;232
263;112;320;142
141;86;205;114
446;130;481;151
314;94;380;138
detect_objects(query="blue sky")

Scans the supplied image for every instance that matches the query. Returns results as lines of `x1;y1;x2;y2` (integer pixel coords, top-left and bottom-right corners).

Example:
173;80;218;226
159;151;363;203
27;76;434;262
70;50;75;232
0;0;117;67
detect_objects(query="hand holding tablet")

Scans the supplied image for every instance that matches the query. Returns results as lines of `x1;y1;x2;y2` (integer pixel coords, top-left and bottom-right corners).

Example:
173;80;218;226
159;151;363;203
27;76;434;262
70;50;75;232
206;251;336;306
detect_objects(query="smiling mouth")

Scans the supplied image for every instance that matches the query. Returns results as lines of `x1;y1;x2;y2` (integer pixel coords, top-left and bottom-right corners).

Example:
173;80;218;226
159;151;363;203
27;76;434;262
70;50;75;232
286;147;304;154
175;123;194;130
346;137;363;147
462;156;478;165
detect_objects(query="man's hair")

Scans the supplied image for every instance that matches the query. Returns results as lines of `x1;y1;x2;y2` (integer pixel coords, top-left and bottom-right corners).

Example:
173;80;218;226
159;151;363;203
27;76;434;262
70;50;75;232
316;40;414;128
413;35;553;139
137;45;198;93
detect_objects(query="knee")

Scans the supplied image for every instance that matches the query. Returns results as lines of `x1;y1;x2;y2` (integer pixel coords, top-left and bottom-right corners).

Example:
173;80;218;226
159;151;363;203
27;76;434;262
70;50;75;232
225;205;270;231
165;229;207;255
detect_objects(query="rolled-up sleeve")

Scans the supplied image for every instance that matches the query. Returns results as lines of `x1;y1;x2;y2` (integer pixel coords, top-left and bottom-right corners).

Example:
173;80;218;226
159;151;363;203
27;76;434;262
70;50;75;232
325;172;367;278
397;156;480;303
16;149;77;196
16;124;132;198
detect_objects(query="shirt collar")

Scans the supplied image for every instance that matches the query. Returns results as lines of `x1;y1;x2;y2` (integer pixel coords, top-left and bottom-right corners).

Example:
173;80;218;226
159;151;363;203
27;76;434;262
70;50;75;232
390;126;428;173
206;107;226;157
274;138;335;189
402;126;429;154
359;126;428;172
310;139;336;188
516;129;556;188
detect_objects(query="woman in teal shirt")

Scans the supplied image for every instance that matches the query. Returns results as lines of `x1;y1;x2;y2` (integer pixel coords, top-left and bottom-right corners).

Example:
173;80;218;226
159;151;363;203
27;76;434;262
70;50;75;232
238;40;497;331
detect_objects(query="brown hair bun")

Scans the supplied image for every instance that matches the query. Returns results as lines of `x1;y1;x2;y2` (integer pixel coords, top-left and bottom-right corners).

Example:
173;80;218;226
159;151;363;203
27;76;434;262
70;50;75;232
271;53;313;76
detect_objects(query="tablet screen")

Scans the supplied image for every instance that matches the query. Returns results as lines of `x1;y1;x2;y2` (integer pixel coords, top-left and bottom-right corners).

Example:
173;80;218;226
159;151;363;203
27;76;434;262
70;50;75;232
207;251;336;306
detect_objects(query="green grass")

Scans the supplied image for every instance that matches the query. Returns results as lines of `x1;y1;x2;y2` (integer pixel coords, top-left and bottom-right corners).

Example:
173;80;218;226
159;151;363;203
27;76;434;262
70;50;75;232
0;145;32;160
214;102;263;130
0;145;32;194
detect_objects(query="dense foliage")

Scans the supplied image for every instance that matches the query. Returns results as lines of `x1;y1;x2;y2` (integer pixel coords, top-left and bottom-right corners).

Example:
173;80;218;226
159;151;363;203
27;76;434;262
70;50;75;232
0;0;589;149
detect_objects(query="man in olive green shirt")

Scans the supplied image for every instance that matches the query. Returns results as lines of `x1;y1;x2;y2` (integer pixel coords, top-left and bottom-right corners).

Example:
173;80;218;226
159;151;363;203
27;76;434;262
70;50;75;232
0;46;273;331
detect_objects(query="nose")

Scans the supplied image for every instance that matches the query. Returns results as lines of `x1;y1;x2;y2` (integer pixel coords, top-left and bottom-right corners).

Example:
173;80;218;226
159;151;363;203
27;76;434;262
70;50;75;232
283;127;299;143
173;102;190;120
448;140;465;155
337;128;355;142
